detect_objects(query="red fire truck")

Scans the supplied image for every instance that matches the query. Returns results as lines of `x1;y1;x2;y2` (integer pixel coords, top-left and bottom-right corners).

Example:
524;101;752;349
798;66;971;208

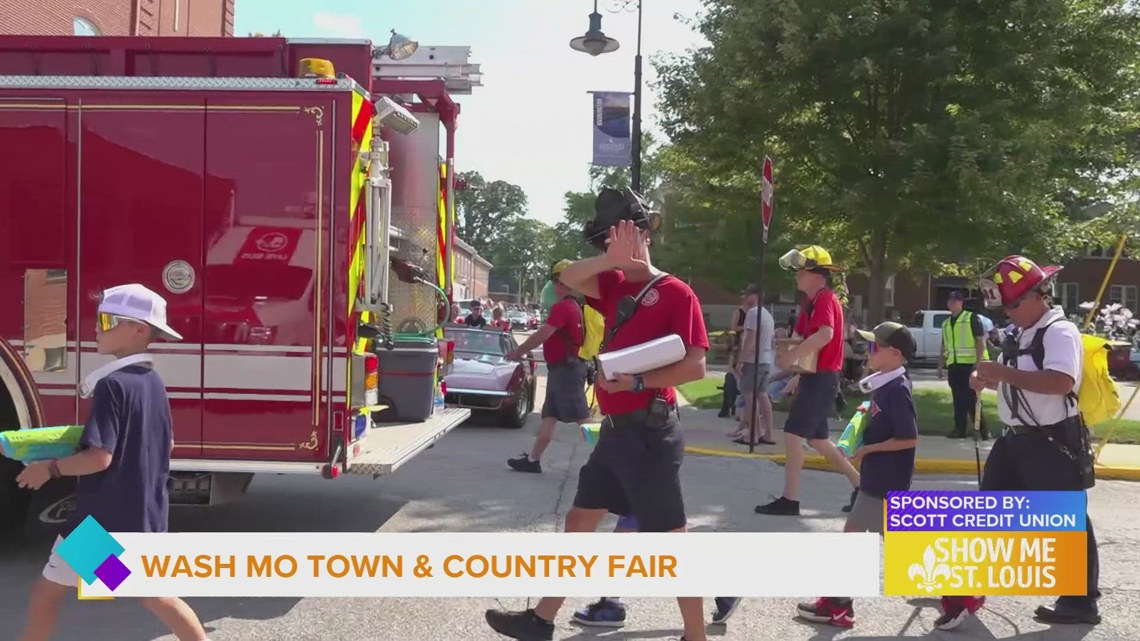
0;34;483;532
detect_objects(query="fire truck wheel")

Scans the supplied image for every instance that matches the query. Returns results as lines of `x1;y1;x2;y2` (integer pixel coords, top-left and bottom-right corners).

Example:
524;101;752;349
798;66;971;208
23;477;77;538
501;386;530;430
0;460;31;538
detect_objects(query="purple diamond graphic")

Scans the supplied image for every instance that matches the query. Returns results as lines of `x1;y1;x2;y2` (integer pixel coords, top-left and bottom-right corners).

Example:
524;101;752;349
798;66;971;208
93;555;130;591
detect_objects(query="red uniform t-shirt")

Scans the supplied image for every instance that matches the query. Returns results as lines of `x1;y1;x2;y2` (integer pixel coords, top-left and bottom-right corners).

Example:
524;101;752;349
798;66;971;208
542;297;584;364
586;270;709;415
794;287;844;372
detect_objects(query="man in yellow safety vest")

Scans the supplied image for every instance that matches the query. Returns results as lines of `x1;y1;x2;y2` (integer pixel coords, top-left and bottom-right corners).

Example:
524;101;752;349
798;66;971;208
938;290;989;439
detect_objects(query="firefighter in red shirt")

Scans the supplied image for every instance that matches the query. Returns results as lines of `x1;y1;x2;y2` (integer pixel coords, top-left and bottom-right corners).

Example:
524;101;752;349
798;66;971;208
485;188;712;641
506;259;592;473
755;245;861;516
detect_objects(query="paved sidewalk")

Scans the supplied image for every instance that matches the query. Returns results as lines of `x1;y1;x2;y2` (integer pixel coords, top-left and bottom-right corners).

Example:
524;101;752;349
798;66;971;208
676;381;1140;481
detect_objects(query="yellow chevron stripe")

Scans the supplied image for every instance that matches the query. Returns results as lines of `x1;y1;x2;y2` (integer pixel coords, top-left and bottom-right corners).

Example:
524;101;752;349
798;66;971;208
347;92;373;405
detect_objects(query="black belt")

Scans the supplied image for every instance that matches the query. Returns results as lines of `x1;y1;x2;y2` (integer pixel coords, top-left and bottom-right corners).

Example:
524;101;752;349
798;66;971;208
1005;416;1080;436
604;403;678;428
549;358;586;368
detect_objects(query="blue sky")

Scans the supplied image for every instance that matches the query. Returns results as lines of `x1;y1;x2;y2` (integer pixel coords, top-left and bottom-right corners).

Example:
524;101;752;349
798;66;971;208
234;0;709;226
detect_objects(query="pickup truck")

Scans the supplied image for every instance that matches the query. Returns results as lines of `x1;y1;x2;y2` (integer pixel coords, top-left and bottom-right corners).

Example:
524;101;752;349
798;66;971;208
906;309;997;363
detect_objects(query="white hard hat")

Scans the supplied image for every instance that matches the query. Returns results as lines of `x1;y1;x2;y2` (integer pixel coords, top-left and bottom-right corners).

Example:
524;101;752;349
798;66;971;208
98;283;183;341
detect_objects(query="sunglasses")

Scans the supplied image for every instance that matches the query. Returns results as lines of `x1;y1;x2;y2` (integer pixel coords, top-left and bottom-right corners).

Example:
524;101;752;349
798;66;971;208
868;342;898;355
97;313;142;332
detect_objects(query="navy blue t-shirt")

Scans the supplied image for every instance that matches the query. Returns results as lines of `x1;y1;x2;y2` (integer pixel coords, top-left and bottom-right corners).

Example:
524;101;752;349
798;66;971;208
66;365;172;535
858;374;918;498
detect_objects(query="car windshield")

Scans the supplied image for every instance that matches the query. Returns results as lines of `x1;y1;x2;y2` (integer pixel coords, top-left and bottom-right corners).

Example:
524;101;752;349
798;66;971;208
445;327;512;356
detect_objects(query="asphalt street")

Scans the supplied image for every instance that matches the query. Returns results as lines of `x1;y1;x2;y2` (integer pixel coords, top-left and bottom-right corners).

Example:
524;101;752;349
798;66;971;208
1;343;1138;640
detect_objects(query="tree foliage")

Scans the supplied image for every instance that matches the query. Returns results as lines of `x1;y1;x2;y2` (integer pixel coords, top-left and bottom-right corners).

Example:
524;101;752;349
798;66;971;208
454;170;529;255
453;170;553;297
656;0;1140;322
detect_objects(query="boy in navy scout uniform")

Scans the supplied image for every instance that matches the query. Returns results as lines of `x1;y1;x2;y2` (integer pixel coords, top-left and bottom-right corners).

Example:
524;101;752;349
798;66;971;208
16;284;210;641
797;321;919;628
939;290;990;439
485;188;714;641
941;256;1100;629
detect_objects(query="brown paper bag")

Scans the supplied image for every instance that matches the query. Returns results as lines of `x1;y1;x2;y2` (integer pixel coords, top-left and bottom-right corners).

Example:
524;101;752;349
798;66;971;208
777;338;818;374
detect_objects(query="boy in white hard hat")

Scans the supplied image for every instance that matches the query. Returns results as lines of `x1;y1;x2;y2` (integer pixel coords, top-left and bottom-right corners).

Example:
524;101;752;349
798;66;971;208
16;284;210;641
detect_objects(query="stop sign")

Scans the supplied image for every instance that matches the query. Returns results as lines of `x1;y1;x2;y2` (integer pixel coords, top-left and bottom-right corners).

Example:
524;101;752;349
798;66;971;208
761;156;774;242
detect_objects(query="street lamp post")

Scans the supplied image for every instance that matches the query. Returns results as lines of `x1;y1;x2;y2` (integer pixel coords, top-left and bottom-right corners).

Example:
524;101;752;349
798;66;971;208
570;0;644;193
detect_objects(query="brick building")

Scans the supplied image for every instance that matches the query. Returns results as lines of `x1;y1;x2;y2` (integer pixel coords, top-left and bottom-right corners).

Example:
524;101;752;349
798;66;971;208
453;236;492;302
0;0;234;37
846;247;1140;322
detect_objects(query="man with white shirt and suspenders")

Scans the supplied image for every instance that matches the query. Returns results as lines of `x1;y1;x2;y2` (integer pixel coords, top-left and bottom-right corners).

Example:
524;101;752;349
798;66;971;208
938;256;1100;630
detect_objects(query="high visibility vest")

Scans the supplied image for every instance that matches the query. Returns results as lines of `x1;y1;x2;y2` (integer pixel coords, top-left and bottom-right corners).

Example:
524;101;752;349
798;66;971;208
942;311;979;365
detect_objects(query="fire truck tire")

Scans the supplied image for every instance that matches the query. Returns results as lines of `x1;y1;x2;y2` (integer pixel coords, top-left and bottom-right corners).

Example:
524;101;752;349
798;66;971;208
23;477;77;538
0;459;31;538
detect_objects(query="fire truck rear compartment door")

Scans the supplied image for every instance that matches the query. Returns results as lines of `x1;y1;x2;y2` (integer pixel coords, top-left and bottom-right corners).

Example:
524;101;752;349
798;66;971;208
346;407;470;476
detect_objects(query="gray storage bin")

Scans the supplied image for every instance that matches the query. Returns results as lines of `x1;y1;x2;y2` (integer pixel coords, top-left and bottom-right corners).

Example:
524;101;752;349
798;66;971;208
372;338;438;423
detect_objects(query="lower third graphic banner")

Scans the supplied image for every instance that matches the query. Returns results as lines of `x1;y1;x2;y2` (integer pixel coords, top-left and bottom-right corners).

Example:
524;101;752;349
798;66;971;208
884;491;1088;596
66;530;880;598
591;91;631;167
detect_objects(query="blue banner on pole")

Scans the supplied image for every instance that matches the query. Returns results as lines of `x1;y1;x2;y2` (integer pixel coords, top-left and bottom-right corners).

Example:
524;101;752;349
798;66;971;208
591;91;631;167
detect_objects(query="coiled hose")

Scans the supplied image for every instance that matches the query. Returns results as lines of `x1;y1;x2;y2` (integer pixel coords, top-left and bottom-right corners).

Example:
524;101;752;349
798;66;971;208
392;279;449;337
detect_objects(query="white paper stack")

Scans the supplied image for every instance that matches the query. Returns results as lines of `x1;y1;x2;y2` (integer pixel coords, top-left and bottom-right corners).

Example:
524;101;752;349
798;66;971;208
597;334;686;380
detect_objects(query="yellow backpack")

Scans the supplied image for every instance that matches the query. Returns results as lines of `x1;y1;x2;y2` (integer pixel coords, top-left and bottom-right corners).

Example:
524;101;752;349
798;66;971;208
1015;320;1121;427
578;303;605;361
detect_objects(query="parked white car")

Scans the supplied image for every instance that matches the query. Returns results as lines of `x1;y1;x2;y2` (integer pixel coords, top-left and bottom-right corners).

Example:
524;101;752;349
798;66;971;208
906;309;995;363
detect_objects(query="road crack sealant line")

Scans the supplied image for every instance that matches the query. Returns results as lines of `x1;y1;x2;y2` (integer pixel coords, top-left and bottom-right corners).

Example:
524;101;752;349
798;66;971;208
682;445;1140;482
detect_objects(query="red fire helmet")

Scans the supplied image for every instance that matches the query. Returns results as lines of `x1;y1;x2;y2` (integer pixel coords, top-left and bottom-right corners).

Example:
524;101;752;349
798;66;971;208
979;255;1062;308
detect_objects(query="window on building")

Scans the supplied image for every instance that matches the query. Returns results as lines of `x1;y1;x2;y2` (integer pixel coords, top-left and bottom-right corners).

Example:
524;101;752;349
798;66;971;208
1058;282;1080;313
1109;285;1139;312
884;274;895;308
73;17;100;36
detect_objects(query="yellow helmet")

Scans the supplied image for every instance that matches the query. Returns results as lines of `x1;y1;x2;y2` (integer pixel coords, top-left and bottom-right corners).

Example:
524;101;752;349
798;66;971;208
551;259;574;279
778;245;843;272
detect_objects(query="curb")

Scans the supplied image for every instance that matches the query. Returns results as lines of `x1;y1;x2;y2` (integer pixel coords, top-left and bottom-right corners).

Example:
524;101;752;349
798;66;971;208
682;446;1140;482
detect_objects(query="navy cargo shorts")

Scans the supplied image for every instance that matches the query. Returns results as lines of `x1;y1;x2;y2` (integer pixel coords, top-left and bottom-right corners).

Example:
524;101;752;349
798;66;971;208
541;359;591;423
783;371;839;441
572;406;686;532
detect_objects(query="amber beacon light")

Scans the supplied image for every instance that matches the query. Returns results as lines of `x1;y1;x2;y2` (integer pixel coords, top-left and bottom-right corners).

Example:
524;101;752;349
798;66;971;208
298;58;336;79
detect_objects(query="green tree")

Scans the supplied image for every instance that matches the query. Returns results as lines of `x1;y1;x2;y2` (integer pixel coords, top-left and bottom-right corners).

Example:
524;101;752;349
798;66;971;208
656;0;1140;323
549;136;667;263
248;29;283;37
454;171;529;256
488;218;555;300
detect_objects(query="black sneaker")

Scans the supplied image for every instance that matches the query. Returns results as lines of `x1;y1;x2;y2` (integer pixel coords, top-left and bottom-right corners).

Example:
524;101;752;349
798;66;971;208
755;496;800;515
485;608;554;640
841;488;859;513
571;598;626;627
508;454;542;474
711;597;742;624
1034;598;1101;625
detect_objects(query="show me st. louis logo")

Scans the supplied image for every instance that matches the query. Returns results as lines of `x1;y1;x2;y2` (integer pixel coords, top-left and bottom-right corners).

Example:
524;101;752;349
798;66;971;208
56;515;131;596
908;544;951;593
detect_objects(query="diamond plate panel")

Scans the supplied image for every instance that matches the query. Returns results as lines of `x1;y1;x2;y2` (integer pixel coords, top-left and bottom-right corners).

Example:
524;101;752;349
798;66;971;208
388;205;441;332
347;407;470;475
0;76;358;92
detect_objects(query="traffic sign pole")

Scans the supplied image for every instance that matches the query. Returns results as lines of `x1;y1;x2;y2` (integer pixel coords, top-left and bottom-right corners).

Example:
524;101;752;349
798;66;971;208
749;157;774;454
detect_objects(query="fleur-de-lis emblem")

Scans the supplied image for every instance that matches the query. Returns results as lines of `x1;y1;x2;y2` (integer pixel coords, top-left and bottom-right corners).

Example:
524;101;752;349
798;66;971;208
908;545;951;593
